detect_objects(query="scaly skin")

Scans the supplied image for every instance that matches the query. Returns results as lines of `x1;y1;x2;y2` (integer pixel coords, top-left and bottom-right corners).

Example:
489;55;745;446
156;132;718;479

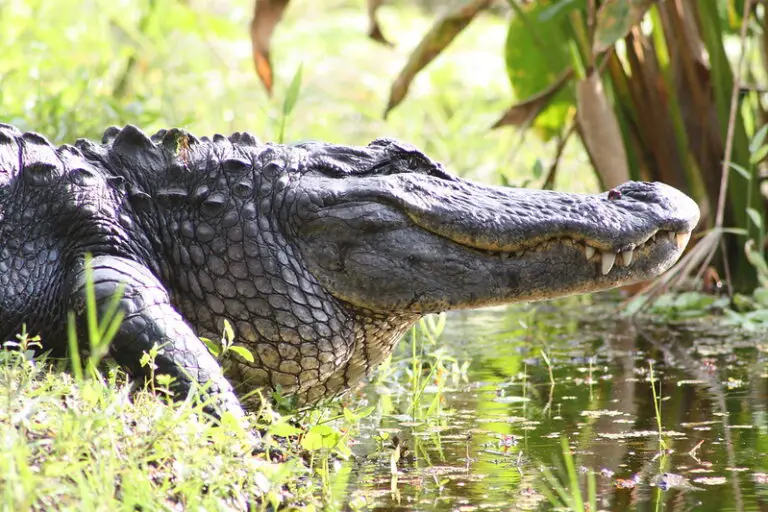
0;124;700;415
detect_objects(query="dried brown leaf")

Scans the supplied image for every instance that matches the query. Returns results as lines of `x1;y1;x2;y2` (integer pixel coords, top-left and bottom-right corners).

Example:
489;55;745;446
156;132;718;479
491;68;573;129
368;0;393;46
384;0;491;118
593;0;655;54
251;0;290;95
576;72;630;189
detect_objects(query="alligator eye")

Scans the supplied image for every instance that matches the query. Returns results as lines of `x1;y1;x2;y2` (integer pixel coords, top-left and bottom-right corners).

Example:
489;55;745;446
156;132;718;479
406;158;421;171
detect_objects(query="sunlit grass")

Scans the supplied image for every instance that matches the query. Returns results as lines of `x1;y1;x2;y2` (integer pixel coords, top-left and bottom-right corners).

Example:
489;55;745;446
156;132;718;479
0;351;307;510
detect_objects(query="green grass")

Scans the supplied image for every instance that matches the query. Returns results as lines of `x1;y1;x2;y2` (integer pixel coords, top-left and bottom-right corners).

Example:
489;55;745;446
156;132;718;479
1;342;391;510
0;353;308;510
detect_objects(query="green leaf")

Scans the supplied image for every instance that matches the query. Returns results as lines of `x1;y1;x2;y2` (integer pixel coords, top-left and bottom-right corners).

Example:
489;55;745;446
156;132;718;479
747;207;763;230
384;0;490;117
301;424;342;451
228;345;255;363
532;158;543;179
728;162;751;180
282;63;304;117
749;144;768;164
504;1;580;138
222;319;235;345
750;124;768;153
156;374;174;387
269;421;303;438
538;0;581;22
753;287;768;308
343;405;375;423
201;337;220;357
673;291;715;312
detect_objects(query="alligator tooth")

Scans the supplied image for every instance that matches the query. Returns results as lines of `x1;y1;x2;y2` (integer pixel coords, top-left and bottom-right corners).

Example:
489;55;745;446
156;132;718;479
515;250;525;257
585;246;596;261
601;252;616;275
621;249;634;266
667;231;675;242
675;232;691;250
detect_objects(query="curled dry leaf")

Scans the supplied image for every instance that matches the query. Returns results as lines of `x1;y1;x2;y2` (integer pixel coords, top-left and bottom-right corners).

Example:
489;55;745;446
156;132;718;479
593;0;655;54
368;0;393;46
492;68;573;129
576;72;629;189
384;0;492;118
251;0;290;95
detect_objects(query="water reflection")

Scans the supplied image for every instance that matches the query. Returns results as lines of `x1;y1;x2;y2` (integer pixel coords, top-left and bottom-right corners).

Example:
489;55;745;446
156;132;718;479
334;294;768;511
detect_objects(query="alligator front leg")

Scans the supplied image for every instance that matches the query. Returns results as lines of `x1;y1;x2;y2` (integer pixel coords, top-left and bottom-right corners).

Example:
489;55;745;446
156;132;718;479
67;255;244;419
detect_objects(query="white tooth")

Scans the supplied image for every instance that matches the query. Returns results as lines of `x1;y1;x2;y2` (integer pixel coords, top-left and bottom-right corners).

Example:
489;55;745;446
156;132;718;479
601;252;616;275
585;246;596;260
515;250;525;257
668;231;675;242
675;232;691;250
621;249;634;266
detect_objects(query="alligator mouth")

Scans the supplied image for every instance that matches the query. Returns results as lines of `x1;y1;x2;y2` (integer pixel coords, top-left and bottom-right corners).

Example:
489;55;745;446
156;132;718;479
297;175;700;312
476;229;692;275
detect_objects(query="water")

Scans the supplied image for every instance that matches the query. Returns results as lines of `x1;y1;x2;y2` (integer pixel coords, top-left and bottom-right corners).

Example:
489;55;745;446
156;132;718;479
332;294;768;511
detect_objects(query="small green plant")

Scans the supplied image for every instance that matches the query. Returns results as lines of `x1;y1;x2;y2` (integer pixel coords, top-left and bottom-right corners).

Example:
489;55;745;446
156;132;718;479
1;324;42;362
648;361;667;452
277;63;303;144
66;254;125;383
201;319;254;363
540;437;596;512
405;313;458;421
138;342;175;398
298;403;374;500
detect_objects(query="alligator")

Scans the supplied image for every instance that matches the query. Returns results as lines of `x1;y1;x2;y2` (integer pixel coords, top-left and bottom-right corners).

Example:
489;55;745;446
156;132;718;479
0;124;700;417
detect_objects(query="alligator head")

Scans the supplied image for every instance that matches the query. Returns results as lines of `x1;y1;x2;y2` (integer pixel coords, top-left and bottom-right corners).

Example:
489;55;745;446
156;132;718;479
289;139;699;312
246;137;700;402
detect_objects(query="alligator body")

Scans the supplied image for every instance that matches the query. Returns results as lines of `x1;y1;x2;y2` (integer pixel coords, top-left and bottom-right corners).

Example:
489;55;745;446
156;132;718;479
0;124;700;416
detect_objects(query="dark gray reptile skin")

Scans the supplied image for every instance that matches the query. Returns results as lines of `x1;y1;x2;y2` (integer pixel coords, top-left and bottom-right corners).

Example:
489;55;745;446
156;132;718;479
0;124;700;416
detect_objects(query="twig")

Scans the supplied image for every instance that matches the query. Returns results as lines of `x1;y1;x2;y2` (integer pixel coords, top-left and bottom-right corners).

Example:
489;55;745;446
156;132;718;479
542;121;576;190
711;0;754;296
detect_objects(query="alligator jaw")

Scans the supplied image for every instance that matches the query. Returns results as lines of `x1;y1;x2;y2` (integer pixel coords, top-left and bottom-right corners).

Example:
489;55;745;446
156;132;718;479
445;226;694;306
292;174;700;314
481;228;691;276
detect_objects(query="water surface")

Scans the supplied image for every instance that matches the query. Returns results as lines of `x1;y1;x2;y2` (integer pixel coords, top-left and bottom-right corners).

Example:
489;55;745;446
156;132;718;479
333;295;768;511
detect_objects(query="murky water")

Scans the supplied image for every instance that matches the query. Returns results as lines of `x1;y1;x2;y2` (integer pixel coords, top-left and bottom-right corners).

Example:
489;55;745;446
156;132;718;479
332;294;768;511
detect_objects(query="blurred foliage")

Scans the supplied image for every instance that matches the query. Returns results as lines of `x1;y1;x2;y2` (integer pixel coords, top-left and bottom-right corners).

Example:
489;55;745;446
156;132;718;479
0;0;597;192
